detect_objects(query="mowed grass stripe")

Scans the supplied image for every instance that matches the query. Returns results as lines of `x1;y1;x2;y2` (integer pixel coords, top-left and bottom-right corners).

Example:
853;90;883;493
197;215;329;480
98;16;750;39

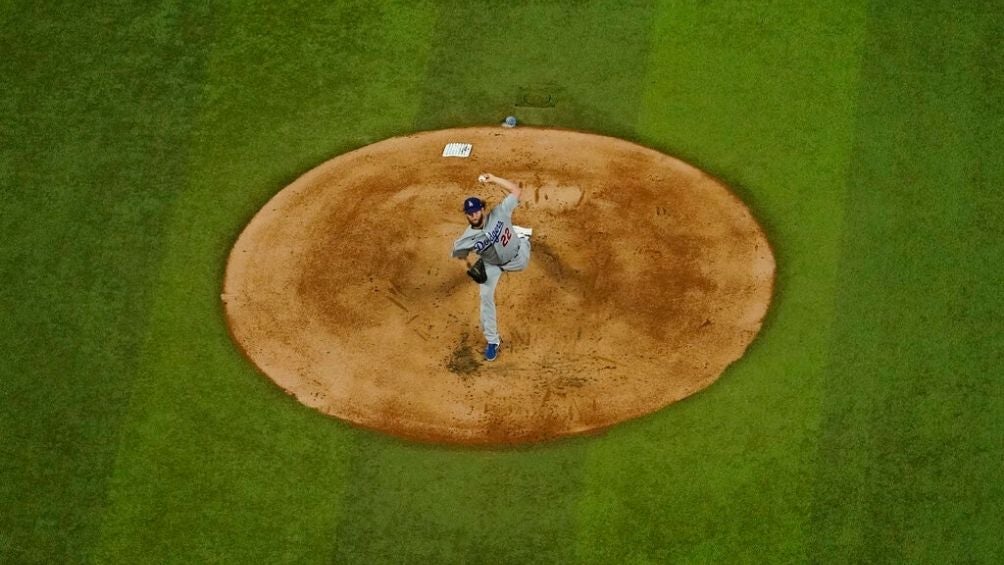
91;5;439;563
575;2;869;561
412;0;656;137
0;5;218;562
810;3;1004;561
329;3;656;563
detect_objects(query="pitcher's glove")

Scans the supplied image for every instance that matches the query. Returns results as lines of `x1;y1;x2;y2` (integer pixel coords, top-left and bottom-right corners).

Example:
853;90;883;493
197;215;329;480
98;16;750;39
467;257;488;284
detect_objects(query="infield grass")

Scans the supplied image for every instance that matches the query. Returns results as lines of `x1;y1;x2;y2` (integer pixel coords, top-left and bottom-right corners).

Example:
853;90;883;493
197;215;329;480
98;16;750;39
809;3;1004;560
1;4;218;561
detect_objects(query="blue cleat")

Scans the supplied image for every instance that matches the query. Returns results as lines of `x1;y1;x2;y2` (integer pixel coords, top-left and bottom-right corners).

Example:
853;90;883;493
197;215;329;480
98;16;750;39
485;341;501;361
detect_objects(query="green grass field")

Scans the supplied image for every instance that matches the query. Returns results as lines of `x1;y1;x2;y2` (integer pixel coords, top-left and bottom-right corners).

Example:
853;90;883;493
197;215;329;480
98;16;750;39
3;1;1002;562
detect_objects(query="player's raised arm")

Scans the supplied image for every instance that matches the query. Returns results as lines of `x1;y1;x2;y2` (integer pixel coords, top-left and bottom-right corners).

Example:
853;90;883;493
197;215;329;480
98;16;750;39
478;173;521;200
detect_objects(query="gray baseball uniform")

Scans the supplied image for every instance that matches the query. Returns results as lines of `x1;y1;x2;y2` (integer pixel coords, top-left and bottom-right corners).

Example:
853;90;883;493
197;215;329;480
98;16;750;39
451;194;532;344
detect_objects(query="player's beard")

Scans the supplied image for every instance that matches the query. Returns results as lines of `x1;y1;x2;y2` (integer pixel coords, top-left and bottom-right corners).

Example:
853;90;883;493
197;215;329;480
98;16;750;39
469;213;485;229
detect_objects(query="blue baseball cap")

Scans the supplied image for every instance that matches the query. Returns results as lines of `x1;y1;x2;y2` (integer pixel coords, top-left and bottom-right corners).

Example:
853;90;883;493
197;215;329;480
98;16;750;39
462;197;484;214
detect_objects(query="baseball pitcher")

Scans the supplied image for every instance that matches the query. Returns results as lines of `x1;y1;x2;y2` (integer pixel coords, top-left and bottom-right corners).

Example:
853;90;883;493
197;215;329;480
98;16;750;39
451;173;532;361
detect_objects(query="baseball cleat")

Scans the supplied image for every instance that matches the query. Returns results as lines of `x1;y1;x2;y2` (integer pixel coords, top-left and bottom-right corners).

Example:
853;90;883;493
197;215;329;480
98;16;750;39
485;341;501;361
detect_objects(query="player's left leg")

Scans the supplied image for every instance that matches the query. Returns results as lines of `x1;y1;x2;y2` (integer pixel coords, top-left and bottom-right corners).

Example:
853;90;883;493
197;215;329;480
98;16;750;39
479;263;504;358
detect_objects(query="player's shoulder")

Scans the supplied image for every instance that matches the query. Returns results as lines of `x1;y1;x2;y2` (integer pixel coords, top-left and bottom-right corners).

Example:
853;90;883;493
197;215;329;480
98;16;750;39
499;193;519;212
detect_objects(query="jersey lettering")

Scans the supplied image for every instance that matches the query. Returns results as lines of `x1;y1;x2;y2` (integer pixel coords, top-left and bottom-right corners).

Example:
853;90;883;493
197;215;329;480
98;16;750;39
474;220;506;253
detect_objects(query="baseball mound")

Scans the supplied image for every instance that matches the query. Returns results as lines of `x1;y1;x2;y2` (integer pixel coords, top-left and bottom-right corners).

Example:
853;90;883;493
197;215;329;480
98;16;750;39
223;127;775;444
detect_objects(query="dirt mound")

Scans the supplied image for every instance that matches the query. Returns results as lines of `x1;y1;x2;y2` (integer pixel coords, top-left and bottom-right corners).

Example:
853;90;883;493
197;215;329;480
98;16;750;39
222;127;775;444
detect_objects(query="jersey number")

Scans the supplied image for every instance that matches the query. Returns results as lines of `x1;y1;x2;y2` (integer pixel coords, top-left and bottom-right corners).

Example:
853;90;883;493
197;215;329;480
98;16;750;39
500;228;512;246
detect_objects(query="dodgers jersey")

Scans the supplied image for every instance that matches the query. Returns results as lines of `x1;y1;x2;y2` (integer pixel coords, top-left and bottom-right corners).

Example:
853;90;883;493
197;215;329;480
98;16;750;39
451;194;521;266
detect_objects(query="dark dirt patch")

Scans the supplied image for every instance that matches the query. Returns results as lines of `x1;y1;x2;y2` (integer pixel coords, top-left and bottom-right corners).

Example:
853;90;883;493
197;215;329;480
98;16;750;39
447;333;481;376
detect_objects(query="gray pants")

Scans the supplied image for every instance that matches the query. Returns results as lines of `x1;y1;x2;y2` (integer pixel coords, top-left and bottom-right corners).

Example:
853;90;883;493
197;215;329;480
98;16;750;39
480;238;532;344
